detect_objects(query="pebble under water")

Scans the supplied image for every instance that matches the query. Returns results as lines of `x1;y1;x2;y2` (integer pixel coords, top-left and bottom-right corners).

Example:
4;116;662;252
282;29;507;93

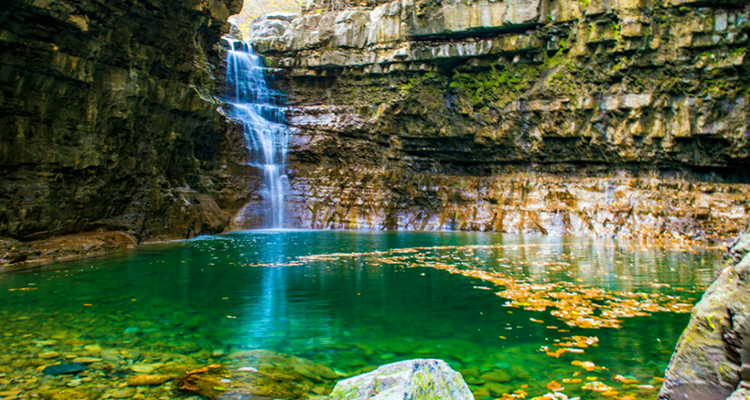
0;230;723;400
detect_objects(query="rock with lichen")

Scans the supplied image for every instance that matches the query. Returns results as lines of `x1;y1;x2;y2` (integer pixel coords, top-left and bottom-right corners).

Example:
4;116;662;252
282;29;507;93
330;359;473;400
658;230;750;400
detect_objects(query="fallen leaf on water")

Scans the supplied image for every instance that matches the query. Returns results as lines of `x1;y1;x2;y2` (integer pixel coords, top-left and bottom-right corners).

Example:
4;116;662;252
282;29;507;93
636;384;655;389
582;381;614;392
612;374;638;383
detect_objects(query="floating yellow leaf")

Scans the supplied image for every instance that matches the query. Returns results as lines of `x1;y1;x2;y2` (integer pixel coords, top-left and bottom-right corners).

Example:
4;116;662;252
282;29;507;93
546;381;564;392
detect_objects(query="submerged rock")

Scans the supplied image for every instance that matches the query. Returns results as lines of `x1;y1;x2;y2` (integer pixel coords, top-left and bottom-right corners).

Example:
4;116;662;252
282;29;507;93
109;387;136;399
37;351;60;359
658;232;750;400
329;359;472;400
37;387;99;400
127;374;171;386
42;362;88;376
176;364;230;399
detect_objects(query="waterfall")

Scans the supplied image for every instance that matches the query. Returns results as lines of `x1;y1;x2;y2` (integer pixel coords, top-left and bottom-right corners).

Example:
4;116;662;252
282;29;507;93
225;39;289;229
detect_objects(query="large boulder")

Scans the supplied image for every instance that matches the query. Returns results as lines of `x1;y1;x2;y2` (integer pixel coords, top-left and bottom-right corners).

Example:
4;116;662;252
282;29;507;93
658;232;750;400
330;359;473;400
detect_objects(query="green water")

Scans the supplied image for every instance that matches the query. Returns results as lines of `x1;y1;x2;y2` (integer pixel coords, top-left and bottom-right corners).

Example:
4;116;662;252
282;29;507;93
0;231;721;399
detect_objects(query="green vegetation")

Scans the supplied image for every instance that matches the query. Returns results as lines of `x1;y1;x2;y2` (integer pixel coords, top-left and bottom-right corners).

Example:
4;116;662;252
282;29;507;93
400;76;420;97
729;47;746;59
609;21;622;43
450;65;542;105
703;79;732;99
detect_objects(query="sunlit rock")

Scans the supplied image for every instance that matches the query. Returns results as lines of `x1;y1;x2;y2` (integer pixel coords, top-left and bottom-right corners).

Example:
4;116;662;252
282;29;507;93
330;359;473;400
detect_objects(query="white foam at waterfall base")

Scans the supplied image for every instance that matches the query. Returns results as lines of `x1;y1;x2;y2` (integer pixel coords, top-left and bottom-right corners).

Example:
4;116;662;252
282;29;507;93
225;38;289;229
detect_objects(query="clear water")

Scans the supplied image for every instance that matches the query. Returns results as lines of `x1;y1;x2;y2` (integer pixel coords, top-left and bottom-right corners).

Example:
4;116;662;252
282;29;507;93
225;40;289;228
0;231;721;399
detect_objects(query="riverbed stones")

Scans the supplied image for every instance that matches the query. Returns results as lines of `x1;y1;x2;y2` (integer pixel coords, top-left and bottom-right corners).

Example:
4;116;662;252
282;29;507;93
42;362;87;376
72;357;102;363
83;345;101;353
127;374;171;386
481;369;512;383
329;359;473;400
38;351;61;359
38;387;99;400
130;363;158;373
109;387;136;398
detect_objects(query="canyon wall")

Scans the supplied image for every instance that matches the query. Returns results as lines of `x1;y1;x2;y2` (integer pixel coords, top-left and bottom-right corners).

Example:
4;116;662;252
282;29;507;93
249;0;750;241
0;0;254;266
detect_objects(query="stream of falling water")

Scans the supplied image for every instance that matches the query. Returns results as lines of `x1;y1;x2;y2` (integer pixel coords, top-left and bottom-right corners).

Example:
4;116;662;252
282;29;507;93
225;39;288;229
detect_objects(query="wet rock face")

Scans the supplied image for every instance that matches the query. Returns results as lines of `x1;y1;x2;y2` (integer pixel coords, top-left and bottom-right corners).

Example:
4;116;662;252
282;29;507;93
284;166;749;242
0;0;253;245
249;0;750;239
658;230;750;400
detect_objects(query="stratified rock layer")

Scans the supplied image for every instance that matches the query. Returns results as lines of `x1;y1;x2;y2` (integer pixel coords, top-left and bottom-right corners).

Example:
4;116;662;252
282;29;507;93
330;359;473;400
658;230;750;400
0;0;252;257
249;0;750;240
285;167;748;242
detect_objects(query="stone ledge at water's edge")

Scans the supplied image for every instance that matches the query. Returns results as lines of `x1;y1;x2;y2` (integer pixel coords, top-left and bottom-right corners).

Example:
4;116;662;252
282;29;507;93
246;0;750;241
659;229;750;400
0;0;260;268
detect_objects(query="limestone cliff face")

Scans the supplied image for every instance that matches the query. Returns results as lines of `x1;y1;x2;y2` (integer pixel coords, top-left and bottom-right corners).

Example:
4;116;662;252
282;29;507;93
0;0;252;254
249;0;750;240
658;230;750;400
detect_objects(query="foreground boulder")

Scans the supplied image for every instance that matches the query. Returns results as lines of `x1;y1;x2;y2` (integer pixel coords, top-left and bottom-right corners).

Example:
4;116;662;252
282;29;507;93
330;359;472;400
658;232;750;400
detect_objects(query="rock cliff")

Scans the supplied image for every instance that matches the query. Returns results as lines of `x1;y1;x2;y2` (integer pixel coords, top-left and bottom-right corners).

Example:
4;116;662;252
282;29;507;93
248;0;750;240
658;229;750;400
0;0;251;267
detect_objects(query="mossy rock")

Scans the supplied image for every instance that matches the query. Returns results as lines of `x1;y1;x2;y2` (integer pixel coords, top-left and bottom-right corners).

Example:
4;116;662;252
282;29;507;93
330;359;473;400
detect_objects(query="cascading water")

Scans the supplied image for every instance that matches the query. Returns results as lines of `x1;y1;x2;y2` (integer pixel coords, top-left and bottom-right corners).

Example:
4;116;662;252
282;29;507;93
225;39;289;229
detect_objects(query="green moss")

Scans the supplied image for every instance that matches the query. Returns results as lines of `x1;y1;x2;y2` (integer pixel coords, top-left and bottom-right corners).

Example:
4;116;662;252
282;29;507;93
400;76;420;97
702;79;733;99
609;21;622;43
729;47;746;59
450;65;542;105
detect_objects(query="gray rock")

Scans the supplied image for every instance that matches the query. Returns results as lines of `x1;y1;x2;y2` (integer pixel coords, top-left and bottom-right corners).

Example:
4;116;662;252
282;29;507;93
727;384;750;400
658;233;750;400
330;359;472;400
